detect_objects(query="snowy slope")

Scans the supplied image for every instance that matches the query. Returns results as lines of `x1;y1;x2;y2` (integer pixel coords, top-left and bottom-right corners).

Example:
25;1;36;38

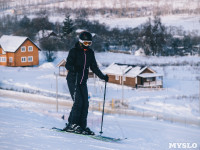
88;14;200;33
6;0;200;10
0;96;200;150
0;52;200;121
2;0;200;34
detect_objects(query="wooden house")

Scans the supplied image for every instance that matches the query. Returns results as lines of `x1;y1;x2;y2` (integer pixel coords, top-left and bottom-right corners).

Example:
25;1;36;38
103;63;163;88
103;63;132;85
125;66;163;88
56;59;68;76
0;35;40;67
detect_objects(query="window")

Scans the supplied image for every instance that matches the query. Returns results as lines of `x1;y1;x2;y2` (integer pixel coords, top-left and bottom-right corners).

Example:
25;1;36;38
28;56;33;62
28;46;33;52
1;57;6;62
115;75;119;80
9;57;13;62
21;57;26;62
21;46;26;52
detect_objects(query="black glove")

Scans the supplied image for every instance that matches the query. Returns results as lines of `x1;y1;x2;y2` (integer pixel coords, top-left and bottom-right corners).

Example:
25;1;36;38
104;74;109;82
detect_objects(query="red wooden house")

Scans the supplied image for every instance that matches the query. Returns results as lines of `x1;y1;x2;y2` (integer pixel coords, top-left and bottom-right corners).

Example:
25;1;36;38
0;35;40;67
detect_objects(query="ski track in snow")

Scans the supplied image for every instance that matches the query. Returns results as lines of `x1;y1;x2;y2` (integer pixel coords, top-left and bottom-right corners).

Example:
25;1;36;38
0;96;200;150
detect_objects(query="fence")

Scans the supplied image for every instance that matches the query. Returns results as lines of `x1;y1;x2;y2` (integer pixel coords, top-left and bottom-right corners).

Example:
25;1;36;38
92;100;200;127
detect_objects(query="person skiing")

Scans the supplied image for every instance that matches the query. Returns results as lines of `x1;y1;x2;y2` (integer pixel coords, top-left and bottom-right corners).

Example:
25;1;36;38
63;31;109;135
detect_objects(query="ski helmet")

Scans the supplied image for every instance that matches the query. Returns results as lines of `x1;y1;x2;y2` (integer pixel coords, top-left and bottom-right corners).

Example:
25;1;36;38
79;31;92;47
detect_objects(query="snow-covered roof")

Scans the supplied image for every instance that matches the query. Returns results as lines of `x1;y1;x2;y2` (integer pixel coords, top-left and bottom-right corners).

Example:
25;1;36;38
56;59;66;67
125;66;145;77
173;35;184;39
0;35;28;52
103;63;159;78
138;73;163;78
103;63;132;76
37;30;57;39
134;48;145;56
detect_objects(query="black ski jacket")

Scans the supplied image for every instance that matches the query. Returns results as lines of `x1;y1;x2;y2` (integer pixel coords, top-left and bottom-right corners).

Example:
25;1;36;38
65;42;105;84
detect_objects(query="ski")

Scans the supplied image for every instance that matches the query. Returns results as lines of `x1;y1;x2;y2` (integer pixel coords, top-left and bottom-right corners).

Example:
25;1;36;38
51;127;123;142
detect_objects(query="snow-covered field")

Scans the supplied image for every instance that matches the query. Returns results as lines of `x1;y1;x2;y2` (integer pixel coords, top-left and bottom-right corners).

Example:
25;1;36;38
0;51;200;149
0;95;200;150
6;0;200;10
0;52;200;122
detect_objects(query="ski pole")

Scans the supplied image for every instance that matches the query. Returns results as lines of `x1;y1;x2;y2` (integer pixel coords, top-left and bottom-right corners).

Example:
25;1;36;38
100;81;107;135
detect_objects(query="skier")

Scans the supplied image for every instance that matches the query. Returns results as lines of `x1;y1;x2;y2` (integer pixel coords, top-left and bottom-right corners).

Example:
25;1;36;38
63;31;109;135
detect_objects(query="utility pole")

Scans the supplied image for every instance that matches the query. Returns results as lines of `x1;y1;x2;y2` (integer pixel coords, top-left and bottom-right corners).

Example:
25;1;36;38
197;77;200;115
121;69;125;105
122;74;124;104
54;72;58;112
199;80;200;115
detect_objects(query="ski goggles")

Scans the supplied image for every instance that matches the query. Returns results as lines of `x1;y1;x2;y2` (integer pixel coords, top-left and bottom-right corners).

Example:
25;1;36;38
79;39;92;46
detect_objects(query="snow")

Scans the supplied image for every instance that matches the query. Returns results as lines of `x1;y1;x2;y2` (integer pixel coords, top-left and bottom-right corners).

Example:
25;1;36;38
47;14;200;34
134;48;145;56
0;1;199;148
125;66;146;78
36;30;56;39
103;63;132;76
87;14;200;34
138;73;163;78
1;0;200;34
32;0;200;10
0;51;200;121
39;62;56;69
0;35;28;52
0;95;200;150
0;51;200;149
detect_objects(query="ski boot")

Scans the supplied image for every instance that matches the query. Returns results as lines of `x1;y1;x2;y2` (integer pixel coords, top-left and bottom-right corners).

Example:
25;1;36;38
65;124;83;134
82;127;95;135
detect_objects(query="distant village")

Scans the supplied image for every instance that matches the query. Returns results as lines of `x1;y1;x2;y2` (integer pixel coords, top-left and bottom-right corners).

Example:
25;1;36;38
0;32;163;89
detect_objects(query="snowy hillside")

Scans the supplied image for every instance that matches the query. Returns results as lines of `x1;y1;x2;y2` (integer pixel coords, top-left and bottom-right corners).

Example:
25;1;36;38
88;14;200;32
0;95;200;150
1;0;200;34
0;52;200;124
3;0;200;10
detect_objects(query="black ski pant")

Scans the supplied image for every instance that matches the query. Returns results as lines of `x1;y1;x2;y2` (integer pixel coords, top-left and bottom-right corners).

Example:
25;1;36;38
67;77;89;129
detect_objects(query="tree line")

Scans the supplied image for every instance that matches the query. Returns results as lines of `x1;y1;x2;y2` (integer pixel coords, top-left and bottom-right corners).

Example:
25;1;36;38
0;14;199;61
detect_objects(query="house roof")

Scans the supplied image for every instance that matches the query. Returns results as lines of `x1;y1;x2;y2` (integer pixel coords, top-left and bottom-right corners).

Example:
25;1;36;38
134;48;145;56
0;35;40;52
37;30;57;39
138;73;163;78
125;66;145;77
103;63;160;78
103;63;132;76
57;59;66;67
125;66;157;78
